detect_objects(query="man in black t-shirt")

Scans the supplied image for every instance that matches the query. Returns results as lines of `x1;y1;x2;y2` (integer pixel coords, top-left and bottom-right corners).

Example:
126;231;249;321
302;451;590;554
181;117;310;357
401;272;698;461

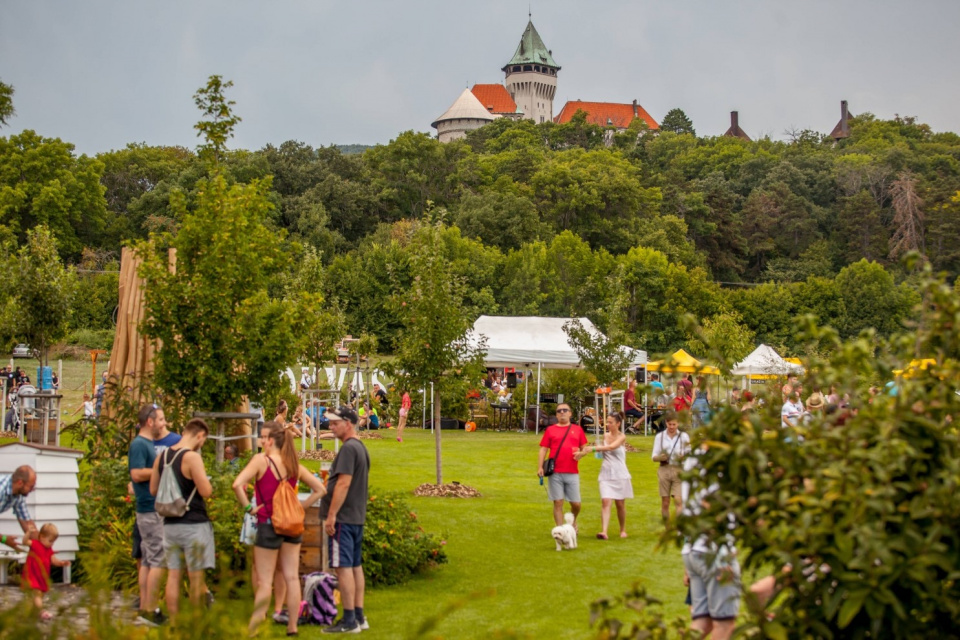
319;406;370;633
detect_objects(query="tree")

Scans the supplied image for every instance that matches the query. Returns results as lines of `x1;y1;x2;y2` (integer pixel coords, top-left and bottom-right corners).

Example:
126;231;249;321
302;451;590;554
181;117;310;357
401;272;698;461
563;319;633;417
15;226;74;366
454;188;542;251
685;311;755;367
0;130;108;260
889;171;925;259
659;108;695;136
194;75;242;169
387;220;485;485
139;78;313;412
835;259;913;339
0;80;14;127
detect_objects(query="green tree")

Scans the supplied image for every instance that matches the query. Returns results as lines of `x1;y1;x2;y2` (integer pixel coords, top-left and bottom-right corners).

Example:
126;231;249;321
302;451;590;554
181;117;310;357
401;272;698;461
685;310;755;367
835;259;914;339
139;80;312;412
15;226;75;365
387;220;485;485
0;130;107;260
454;188;542;251
0;80;14;127
194;75;242;169
659;108;695;136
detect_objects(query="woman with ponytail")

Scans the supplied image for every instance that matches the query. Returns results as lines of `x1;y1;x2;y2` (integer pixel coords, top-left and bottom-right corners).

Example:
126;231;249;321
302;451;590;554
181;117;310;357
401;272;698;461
233;421;325;635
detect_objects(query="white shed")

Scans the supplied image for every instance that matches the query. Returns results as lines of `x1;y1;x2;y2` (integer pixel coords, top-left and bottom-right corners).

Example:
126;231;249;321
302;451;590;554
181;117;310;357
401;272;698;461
0;443;83;583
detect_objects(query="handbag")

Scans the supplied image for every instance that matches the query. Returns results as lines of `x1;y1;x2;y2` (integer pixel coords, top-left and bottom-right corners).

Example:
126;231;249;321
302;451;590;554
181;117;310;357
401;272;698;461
267;457;305;538
543;425;573;477
240;507;258;546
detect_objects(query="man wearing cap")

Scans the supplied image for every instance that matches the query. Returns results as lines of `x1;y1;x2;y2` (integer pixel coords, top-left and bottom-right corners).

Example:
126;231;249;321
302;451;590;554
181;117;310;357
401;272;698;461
0;465;38;549
320;406;371;634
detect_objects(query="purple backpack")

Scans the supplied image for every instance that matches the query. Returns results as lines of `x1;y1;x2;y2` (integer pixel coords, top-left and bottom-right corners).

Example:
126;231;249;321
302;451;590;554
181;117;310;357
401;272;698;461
300;572;338;625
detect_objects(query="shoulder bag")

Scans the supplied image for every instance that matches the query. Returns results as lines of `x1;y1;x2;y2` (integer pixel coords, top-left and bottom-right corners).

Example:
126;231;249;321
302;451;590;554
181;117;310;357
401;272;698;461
543;425;572;477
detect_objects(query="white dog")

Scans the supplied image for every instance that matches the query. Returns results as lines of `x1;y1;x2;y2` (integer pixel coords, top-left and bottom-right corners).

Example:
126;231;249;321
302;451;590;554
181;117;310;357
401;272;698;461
551;512;577;551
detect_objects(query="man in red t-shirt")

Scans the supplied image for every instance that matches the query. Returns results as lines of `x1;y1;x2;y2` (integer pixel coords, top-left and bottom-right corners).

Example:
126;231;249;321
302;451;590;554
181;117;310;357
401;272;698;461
537;403;588;528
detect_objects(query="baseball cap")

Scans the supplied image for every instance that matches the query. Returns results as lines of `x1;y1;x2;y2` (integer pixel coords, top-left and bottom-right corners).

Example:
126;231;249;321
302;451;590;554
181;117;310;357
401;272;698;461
324;406;359;425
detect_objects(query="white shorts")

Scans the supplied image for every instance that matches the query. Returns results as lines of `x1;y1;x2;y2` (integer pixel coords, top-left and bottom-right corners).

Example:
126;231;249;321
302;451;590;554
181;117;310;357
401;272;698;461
547;473;581;503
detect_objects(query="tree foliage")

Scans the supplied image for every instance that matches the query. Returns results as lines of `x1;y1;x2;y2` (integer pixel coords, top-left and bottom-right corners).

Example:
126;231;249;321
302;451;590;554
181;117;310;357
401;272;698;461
14;225;74;365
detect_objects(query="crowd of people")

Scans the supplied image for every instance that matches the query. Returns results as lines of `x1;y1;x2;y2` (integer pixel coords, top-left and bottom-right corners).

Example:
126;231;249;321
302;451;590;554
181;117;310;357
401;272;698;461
122;401;371;634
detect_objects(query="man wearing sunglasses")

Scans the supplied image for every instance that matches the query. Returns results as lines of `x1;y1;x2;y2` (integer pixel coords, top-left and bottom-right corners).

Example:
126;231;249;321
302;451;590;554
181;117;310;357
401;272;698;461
537;403;588;530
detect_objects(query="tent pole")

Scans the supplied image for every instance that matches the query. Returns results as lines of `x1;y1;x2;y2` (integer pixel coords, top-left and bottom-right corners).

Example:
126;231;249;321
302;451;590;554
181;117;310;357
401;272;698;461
523;366;529;432
643;364;649;436
430;382;435;433
535;362;542;435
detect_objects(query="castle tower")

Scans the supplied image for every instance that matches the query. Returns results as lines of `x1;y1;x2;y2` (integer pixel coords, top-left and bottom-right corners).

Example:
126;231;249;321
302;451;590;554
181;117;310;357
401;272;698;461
502;18;559;124
432;88;496;143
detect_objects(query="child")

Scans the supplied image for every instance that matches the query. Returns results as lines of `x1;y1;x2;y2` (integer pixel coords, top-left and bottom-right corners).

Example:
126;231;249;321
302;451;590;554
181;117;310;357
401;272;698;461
23;523;71;620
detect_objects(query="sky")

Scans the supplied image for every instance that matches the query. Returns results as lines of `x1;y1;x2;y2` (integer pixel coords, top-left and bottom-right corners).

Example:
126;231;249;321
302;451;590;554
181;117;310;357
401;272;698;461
3;0;960;156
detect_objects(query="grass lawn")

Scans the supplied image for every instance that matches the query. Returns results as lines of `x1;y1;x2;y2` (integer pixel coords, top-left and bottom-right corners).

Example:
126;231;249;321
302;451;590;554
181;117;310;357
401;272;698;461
296;427;691;640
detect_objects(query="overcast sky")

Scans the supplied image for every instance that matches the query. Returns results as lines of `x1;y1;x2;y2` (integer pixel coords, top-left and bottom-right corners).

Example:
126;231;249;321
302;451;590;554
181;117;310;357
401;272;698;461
3;1;959;156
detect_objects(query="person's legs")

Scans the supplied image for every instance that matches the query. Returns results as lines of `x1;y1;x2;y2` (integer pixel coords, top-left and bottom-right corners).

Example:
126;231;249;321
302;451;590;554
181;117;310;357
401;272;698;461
552;500;564;525
569;501;581;528
337;566;356;610
711;619;736;640
146;567;164;612
599;498;612;537
353;565;365;612
165;568;182;617
31;589;43;610
273;569;286;616
137;512;166;615
278;542;302;634
657;467;671;521
565;474;582;530
615;499;627;536
660;496;671;521
249;546;280;634
187;570;206;607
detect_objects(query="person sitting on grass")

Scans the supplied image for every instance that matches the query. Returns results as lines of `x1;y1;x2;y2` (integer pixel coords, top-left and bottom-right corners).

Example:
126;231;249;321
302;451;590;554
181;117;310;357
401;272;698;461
21;523;71;621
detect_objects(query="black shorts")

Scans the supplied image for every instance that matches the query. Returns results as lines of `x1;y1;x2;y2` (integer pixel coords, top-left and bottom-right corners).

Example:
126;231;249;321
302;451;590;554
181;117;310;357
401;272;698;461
132;520;142;560
254;520;303;550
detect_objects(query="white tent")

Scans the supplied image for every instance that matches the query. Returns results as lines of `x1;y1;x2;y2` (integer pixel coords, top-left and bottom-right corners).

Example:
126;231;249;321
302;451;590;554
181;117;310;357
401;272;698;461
469;316;647;433
469;315;646;368
731;344;803;377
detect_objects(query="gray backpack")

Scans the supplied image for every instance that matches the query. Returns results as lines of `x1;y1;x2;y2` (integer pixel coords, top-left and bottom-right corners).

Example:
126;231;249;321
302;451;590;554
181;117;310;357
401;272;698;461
155;448;197;518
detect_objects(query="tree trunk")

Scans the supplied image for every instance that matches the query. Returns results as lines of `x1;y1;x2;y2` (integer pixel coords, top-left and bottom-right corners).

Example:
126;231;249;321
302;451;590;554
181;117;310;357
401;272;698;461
433;381;442;485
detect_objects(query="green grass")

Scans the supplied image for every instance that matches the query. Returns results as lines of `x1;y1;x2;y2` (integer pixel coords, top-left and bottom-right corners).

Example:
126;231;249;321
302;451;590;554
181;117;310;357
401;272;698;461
296;428;689;639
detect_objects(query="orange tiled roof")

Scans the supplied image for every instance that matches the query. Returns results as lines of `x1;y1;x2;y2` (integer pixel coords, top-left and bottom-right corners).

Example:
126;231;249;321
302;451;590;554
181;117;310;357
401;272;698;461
471;84;518;115
554;101;659;130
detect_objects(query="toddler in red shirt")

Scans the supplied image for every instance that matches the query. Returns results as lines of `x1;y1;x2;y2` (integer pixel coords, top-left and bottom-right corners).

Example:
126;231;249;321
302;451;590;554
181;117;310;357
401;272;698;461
23;523;71;620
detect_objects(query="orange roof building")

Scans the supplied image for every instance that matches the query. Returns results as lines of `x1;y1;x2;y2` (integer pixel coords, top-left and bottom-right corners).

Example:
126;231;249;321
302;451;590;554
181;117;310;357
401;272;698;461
471;84;519;117
554;100;659;130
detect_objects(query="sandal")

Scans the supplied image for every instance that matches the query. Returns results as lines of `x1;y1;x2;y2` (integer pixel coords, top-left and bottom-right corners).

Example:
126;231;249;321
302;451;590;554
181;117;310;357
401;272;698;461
596;533;608;540
40;611;53;621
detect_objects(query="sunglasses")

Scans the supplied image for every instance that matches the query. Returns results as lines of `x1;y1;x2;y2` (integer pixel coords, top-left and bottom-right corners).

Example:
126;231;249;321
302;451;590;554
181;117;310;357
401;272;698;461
556;408;571;414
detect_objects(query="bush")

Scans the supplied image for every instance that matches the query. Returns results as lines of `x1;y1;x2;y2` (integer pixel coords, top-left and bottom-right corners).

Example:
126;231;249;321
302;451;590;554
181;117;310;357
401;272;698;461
364;489;447;586
67;327;115;351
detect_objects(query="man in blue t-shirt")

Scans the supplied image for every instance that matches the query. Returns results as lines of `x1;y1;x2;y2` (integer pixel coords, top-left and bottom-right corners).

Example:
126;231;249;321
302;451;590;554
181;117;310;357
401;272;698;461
153;422;181;455
128;403;167;626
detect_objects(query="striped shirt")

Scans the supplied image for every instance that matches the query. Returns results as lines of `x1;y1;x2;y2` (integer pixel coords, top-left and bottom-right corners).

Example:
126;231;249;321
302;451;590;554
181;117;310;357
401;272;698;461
0;474;31;521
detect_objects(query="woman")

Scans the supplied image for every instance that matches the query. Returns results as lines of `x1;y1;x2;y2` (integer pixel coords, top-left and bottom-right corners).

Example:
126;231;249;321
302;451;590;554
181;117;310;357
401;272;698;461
274;399;302;438
672;380;693;413
577;412;633;539
690;377;711;427
397;389;411;442
232;421;325;636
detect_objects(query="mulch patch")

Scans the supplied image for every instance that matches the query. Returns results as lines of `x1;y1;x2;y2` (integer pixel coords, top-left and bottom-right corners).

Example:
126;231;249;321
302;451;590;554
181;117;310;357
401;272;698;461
624;443;642;453
356;431;383;440
298;449;336;461
413;482;482;498
0;431;17;439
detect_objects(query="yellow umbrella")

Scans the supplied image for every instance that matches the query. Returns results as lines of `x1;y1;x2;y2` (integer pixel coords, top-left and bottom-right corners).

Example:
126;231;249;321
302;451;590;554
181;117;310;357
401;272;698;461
647;349;720;375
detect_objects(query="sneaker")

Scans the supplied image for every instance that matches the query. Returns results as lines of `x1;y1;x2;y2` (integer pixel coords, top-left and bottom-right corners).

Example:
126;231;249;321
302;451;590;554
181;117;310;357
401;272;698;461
136;609;167;627
205;590;215;608
322;619;361;634
130;596;140;610
397;437;402;442
358;618;370;631
273;610;290;625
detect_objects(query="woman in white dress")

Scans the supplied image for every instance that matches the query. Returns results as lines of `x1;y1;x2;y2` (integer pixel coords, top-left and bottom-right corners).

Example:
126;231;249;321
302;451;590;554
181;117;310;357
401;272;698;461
578;411;634;539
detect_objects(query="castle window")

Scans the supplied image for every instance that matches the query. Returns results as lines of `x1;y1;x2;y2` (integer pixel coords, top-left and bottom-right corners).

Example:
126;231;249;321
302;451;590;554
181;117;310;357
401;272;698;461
513;66;520;72
523;65;532;72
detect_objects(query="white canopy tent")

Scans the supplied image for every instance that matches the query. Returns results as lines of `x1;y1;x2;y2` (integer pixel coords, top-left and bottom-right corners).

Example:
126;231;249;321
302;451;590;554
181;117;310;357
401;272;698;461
469;316;647;433
731;344;804;378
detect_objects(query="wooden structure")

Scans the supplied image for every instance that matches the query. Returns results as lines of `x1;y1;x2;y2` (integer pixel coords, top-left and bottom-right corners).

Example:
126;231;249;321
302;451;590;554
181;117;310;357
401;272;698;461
0;443;83;584
15;390;63;445
298;470;331;575
192;411;261;462
102;247;166;419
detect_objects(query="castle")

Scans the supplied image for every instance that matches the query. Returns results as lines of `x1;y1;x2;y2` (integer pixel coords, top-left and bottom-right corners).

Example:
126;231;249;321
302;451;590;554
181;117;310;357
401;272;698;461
431;18;659;143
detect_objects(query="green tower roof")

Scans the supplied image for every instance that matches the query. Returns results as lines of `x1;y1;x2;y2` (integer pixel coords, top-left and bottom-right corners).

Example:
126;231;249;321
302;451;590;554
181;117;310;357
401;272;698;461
503;20;559;70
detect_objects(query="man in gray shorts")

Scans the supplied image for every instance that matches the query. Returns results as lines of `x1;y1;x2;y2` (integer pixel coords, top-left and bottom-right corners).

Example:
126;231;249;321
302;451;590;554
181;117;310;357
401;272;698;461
537;403;588;528
681;448;740;640
129;403;167;626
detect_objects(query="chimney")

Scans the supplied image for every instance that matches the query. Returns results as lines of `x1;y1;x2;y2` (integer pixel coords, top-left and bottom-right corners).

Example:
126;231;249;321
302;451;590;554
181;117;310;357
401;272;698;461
840;100;849;136
633;99;638;117
731;111;739;133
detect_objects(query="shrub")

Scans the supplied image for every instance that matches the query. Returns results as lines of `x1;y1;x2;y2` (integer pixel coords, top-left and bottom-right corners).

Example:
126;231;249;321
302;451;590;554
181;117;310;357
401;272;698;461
76;457;138;589
67;327;115;351
364;489;447;586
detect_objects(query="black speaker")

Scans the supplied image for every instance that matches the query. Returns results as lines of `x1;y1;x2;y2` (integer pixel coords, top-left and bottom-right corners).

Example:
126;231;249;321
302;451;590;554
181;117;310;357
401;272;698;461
507;372;517;388
635;367;646;383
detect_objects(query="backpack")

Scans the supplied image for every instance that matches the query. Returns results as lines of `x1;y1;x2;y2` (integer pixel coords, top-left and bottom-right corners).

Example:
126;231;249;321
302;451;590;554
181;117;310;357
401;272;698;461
266;457;305;537
155;448;197;518
300;572;338;625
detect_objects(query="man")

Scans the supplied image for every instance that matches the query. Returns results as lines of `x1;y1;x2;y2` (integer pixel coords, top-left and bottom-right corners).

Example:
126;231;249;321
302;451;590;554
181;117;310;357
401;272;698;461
623;379;644;421
320;406;370;634
94;372;108;419
300;369;313;391
223;444;239;467
537;403;588;529
0;465;38;549
153;418;181;456
129;403;167;626
781;392;805;429
373;384;388;410
729;387;741;408
149;418;214;619
681;446;740;639
650;373;665;395
650;412;690;522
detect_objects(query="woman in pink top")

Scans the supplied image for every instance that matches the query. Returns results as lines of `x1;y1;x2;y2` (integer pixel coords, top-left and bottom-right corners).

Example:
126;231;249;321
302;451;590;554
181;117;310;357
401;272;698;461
397;390;412;442
233;421;325;635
